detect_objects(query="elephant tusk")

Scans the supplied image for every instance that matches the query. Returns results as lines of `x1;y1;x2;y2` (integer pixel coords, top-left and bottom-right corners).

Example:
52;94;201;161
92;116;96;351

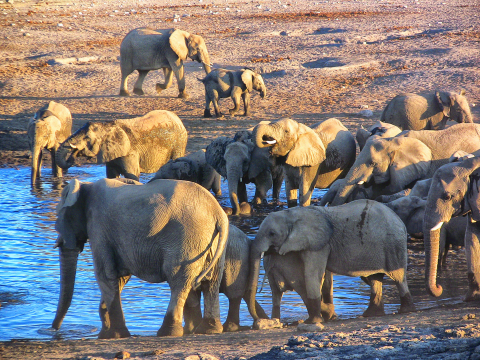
240;177;243;182
264;140;277;145
324;202;329;207
357;180;365;185
430;222;444;231
69;142;77;149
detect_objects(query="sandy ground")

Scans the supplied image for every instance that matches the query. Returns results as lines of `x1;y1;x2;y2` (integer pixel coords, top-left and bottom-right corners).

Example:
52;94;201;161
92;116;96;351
1;0;480;359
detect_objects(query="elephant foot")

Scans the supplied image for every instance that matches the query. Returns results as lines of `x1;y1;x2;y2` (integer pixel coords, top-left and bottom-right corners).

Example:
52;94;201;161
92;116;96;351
156;83;166;93
204;109;212;118
399;293;416;314
362;302;385;317
287;199;298;208
178;91;190;99
228;109;238;116
242;112;251;117
215;113;224;119
98;327;131;339
157;322;184;337
321;302;337;322
133;88;144;96
223;320;241;333
252;196;263;205
239;202;253;214
465;273;480;302
222;206;233;215
194;317;223;334
304;298;324;324
119;89;130;96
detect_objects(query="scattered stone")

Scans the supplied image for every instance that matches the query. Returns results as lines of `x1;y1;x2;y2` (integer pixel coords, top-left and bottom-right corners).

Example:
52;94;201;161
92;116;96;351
280;30;289;36
146;349;164;356
253;318;283;330
23;32;31;37
297;322;325;332
114;351;130;359
359;109;374;117
184;354;219;360
462;313;476;320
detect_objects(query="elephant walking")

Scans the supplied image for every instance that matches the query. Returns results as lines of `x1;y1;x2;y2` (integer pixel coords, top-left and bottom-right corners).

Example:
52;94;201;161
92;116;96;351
52;178;229;338
56;110;188;181
27;101;72;185
119;28;211;98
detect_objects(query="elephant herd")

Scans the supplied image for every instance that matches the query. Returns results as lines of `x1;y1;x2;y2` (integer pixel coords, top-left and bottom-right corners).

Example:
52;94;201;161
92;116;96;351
26;26;478;340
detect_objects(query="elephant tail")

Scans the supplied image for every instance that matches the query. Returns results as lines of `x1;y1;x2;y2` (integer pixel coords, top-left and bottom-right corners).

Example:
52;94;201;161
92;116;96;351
193;212;229;289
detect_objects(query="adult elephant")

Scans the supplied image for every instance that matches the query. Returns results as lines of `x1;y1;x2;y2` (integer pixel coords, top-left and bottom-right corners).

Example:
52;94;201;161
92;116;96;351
245;201;415;325
423;156;480;301
52;178;229;338
380;90;473;130
253;118;356;207
206;130;284;215
119;27;211;98
27;101;72;185
56;110;188;181
330;124;480;206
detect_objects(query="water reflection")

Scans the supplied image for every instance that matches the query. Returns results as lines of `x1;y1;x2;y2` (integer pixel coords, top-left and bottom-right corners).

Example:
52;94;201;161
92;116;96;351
0;165;469;341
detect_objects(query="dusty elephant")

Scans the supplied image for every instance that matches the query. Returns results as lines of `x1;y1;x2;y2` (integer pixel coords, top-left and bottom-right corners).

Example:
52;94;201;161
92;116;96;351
52;178;229;338
331;123;480;206
183;224;269;333
56;110;188;181
206;130;284;215
380;90;473;130
423;156;480;301
27;101;72;185
199;68;266;118
253;118;356;207
355;121;402;151
119;27;211;98
150;149;221;196
246;201;415;325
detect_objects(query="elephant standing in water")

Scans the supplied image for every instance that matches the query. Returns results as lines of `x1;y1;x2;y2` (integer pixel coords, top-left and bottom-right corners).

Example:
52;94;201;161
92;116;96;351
246;201;415;326
52;178;229;338
27;101;72;185
119;28;211;98
253;118;356;208
56;110;188;181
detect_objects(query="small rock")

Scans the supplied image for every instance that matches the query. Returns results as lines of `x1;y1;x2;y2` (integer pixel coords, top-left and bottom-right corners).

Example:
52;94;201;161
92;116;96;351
23;32;31;37
359;109;374;118
147;349;164;355
114;351;130;359
280;30;289;36
253;318;283;330
184;354;219;360
297;323;325;332
462;313;476;320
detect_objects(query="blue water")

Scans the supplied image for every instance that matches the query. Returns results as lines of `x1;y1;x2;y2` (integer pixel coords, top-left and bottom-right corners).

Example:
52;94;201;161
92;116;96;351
0;164;463;341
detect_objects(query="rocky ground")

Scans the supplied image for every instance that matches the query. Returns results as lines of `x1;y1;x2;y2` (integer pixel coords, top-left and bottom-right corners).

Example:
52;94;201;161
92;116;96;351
1;0;480;359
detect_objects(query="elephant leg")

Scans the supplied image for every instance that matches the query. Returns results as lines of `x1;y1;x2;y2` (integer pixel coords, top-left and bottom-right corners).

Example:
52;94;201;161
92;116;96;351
211;90;223;118
212;175;222;197
253;171;272;205
204;94;213;118
302;252;326;324
269;274;283;319
237;181;252;214
392;273;416;314
156;67;174;92
320;271;336;321
37;150;43;179
223;297;242;332
157;284;190;337
272;172;284;203
229;89;242;116
183;289;203;335
106;163;122;179
285;178;298;208
194;279;223;334
299;166;319;207
361;273;386;317
133;70;149;95
98;275;131;339
50;148;62;178
465;221;480;301
119;69;132;96
241;92;251;116
172;64;189;99
117;154;140;181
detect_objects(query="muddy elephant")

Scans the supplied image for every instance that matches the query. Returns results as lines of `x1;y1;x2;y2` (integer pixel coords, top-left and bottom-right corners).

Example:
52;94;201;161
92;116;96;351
206;130;284;215
150;149;221;196
119;27;211;98
253;118;356;207
380;90;473;130
355;121;402;151
183;224;269;333
423;156;480;301
52;178;229;338
246;201;415;325
331;124;480;206
263;252;336;322
56;110;188;181
27;101;72;185
199;68;266;118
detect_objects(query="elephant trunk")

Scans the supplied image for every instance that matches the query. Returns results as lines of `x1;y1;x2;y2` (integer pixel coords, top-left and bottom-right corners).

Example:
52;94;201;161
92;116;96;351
424;224;443;297
331;165;373;206
253;124;275;149
200;50;212;74
31;144;43;186
55;143;75;170
227;167;243;215
260;85;266;99
52;246;80;330
245;244;263;321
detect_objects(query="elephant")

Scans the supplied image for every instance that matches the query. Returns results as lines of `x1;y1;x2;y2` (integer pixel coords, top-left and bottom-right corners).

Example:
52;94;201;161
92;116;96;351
27;101;72;185
56;110;188;181
380;90;473;130
150;149;222;196
319;178;373;206
355;121;402;151
119;27;211;98
423;156;480;301
199;68;266;118
263;251;336;322
330;123;480;206
253;118;356;208
183;224;269;333
246;201;415;325
206;130;284;215
52;177;229;338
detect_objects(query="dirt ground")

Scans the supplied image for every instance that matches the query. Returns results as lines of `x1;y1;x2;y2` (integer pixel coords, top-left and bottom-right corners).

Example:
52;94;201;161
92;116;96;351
1;0;480;359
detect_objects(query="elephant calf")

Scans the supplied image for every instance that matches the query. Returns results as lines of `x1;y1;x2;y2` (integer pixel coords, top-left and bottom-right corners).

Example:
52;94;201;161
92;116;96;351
200;68;266;118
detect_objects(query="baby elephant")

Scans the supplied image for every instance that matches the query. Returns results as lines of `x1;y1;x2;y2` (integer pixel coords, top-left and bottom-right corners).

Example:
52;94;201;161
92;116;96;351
200;68;266;118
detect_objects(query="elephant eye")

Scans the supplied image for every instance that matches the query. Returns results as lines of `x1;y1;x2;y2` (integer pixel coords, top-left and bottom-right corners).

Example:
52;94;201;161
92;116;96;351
268;230;276;237
442;193;452;201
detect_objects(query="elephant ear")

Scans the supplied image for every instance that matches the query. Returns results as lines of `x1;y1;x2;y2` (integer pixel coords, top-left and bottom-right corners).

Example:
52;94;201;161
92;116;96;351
169;29;189;60
468;170;480;222
279;208;333;255
98;125;130;163
55;179;81;250
241;69;253;92
387;138;432;193
285;131;326;167
435;91;453;118
248;146;271;179
205;137;233;178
